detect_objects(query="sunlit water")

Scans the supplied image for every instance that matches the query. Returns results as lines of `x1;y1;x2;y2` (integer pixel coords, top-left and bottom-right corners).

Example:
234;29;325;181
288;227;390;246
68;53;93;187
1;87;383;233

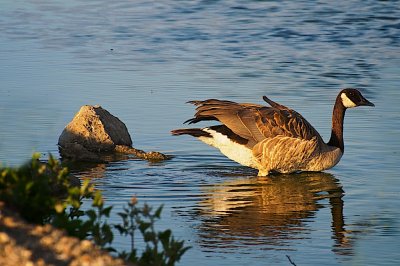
1;1;400;265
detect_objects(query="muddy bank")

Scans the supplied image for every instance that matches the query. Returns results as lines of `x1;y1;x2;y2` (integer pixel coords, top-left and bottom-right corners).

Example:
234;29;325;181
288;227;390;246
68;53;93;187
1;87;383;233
0;202;129;266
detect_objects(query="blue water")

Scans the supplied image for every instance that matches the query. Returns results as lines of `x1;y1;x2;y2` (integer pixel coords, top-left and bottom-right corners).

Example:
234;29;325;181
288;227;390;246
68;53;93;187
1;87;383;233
1;1;400;265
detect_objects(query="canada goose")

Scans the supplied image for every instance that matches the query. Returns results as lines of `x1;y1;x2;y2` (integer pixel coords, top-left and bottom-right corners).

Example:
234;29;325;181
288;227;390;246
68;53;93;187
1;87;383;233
171;89;374;176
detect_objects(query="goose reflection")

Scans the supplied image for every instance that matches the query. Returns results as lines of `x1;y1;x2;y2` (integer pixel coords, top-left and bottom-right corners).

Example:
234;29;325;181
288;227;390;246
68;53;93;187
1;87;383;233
197;172;351;255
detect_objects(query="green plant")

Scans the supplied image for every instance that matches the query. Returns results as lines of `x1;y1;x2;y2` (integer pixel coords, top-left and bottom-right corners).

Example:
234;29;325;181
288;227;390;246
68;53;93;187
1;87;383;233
0;153;69;224
0;154;190;265
51;181;114;251
51;180;95;239
115;197;190;266
84;190;114;251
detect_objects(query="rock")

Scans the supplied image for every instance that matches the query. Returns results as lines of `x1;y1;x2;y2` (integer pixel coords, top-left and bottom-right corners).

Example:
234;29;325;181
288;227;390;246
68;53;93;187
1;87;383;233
58;105;132;162
58;105;169;163
59;142;104;162
0;202;129;266
115;145;170;161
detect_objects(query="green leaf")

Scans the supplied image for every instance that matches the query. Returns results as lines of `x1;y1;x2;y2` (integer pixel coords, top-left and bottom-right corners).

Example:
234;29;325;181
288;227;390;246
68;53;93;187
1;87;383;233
102;224;114;244
138;222;151;233
117;212;128;220
158;229;172;242
114;224;126;235
102;206;113;217
143;231;156;242
86;209;97;221
155;205;163;218
92;191;104;207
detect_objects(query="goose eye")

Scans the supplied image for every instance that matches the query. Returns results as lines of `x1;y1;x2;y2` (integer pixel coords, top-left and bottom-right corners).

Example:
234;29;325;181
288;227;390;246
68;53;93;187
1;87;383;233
347;91;356;97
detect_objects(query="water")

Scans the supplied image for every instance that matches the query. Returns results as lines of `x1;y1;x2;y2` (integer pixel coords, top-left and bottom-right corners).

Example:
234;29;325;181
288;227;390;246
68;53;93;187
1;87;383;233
1;1;400;265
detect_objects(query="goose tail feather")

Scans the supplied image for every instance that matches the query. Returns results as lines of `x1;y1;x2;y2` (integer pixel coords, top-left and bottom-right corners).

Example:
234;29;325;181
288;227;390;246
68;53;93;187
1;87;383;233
171;128;211;138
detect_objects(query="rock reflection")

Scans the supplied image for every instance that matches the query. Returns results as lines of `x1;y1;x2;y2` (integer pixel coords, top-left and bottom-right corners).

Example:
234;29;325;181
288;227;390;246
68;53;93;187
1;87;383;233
197;172;351;254
66;162;108;180
63;153;132;180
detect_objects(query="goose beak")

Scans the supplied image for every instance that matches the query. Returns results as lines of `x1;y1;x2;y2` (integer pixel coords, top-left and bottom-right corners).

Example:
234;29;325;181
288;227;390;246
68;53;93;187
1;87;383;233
360;97;375;107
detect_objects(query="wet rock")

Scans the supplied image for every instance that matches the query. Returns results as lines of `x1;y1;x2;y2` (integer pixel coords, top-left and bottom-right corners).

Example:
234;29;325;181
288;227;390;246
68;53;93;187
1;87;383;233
115;145;170;161
58;105;132;162
58;105;169;162
59;142;105;162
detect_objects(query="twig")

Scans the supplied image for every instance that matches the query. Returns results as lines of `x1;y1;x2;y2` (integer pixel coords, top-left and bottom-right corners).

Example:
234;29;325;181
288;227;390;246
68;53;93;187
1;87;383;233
286;255;297;266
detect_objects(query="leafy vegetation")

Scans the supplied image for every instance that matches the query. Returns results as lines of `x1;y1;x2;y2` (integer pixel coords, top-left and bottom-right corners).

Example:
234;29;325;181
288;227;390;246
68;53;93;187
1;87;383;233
0;153;69;223
0;154;190;265
116;198;190;265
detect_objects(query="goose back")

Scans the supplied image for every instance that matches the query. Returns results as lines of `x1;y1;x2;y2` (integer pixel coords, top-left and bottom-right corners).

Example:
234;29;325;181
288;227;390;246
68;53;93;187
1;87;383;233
186;99;324;148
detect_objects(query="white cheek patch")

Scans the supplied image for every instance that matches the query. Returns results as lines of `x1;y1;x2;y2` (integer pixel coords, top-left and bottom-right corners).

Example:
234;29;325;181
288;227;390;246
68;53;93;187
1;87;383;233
341;93;357;108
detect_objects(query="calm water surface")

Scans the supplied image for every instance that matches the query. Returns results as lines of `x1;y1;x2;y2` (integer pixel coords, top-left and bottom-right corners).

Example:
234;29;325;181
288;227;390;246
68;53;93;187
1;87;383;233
1;1;400;265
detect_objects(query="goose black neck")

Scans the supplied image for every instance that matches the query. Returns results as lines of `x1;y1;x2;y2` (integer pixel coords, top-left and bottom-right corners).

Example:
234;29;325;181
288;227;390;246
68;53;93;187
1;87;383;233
328;96;346;152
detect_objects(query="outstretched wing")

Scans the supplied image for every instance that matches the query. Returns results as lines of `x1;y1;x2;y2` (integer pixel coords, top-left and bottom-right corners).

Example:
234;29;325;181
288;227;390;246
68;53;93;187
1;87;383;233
186;97;323;148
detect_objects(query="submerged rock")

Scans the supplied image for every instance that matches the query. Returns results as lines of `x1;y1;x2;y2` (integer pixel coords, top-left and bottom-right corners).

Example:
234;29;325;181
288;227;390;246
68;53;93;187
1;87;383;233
58;105;168;162
115;145;169;161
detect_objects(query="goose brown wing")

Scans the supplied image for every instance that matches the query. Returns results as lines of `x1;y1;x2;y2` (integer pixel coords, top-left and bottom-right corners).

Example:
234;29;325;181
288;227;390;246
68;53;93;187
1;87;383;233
186;99;323;148
186;99;265;147
256;108;323;142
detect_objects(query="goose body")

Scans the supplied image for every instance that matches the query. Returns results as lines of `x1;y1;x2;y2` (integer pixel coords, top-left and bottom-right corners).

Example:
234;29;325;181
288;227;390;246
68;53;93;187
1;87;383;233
172;89;374;176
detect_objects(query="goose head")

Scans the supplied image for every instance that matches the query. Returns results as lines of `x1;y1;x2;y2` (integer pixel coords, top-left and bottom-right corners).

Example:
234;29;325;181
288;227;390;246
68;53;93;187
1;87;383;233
340;88;375;108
